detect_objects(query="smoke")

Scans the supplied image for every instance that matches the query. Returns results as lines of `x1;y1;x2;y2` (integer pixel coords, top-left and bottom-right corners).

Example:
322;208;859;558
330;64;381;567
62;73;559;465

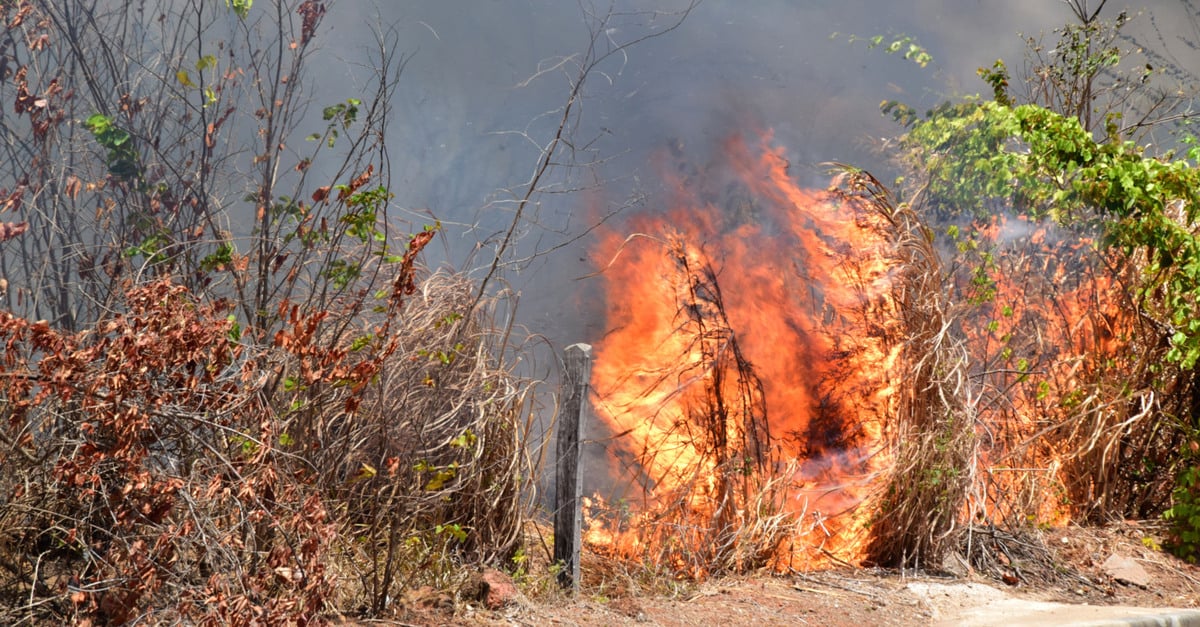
312;1;1192;274
317;1;1078;203
307;0;1197;517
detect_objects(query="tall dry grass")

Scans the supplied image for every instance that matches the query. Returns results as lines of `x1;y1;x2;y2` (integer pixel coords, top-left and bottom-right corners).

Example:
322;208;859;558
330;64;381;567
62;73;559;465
841;163;1187;570
830;168;977;569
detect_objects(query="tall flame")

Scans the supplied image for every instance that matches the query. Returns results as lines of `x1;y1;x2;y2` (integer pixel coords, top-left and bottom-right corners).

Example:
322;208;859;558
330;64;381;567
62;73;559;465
589;130;903;567
585;129;1137;572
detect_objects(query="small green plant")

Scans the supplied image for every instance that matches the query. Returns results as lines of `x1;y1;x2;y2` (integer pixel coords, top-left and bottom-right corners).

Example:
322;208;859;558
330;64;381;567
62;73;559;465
225;0;252;19
510;547;528;582
84;113;141;179
307;97;361;147
1165;448;1200;563
435;522;468;543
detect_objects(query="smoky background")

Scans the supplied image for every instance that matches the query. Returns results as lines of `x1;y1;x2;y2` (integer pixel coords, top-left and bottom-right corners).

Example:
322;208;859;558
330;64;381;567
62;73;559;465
301;0;1200;506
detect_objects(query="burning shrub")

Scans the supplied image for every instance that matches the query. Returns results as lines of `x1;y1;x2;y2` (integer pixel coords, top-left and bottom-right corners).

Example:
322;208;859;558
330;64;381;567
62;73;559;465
586;235;790;578
872;32;1200;576
891;57;1200;559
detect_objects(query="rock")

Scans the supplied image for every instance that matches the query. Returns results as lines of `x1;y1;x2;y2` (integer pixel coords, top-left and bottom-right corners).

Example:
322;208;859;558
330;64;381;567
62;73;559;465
941;550;970;578
477;568;518;610
1102;553;1151;588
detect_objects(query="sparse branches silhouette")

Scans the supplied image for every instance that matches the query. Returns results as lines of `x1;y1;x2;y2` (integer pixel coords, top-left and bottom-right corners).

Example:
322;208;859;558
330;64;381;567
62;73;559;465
466;1;699;318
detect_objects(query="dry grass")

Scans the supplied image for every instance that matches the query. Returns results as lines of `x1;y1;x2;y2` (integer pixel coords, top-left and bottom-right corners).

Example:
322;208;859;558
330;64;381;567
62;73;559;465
279;268;535;614
830;168;977;569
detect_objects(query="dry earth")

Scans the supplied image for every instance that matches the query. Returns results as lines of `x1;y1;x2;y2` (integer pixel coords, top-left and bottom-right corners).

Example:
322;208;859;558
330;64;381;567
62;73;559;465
347;521;1200;626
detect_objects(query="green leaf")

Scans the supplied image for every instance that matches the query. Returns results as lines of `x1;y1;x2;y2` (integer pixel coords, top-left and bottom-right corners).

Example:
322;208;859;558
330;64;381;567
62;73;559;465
349;334;373;352
84;113;110;133
225;0;252;19
226;315;242;342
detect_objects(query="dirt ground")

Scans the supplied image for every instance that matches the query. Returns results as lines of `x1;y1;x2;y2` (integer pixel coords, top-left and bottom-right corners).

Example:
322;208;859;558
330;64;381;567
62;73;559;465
359;521;1200;626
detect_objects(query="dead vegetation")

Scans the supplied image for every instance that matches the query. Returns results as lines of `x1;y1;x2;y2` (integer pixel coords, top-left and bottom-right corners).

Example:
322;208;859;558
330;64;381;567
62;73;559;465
831;169;977;570
0;263;534;624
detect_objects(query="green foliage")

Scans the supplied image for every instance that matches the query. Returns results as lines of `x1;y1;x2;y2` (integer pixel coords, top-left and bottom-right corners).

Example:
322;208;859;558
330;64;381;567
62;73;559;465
1165;453;1200;563
84;113;140;179
340;185;391;243
179;54;221;106
200;241;235;272
833;32;933;68
124;230;172;265
323;257;361;289
899;98;1200;367
309;98;361;147
225;0;252;19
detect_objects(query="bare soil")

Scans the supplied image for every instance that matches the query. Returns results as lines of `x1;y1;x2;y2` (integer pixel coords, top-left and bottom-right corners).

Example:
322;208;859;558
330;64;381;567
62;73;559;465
350;521;1200;626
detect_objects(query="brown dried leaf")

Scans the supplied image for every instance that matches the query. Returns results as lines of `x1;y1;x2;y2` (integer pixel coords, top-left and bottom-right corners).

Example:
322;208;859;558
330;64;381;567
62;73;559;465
65;175;81;199
0;221;28;242
337;164;374;201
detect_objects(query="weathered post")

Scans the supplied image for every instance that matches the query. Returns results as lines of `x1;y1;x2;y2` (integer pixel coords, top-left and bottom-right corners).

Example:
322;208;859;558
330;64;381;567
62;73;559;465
554;343;591;592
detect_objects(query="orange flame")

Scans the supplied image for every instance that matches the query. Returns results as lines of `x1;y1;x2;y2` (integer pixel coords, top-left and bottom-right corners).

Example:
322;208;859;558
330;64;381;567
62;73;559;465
961;215;1136;526
589;130;903;567
585;130;1135;573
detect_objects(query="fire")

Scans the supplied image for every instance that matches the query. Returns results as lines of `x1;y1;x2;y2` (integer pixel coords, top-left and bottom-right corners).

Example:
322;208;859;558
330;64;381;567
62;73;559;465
960;215;1137;526
584;129;1137;575
588;130;903;570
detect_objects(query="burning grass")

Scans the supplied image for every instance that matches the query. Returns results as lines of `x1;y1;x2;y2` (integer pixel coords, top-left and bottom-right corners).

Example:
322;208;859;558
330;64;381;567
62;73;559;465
584;130;1189;582
831;168;978;569
587;132;910;575
584;234;793;578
